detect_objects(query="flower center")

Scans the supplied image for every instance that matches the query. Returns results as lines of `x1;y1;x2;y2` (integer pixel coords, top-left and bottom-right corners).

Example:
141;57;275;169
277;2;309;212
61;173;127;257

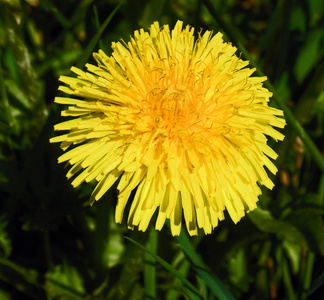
159;83;188;117
148;82;197;134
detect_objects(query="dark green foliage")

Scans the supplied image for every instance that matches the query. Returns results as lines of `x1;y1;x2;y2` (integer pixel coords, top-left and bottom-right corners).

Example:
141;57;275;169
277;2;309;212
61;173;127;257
0;0;323;299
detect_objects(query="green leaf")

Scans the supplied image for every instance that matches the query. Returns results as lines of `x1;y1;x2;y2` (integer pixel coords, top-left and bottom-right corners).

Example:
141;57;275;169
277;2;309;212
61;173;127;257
313;91;324;114
290;5;306;33
0;217;11;257
0;0;21;10
308;0;324;26
0;48;13;127
201;0;324;174
94;199;124;270
227;248;251;292
0;289;11;300
294;61;324;125
105;231;147;300
5;79;33;112
3;48;20;84
249;208;308;249
139;0;167;29
45;262;86;299
294;29;324;84
37;49;82;77
0;257;43;298
2;5;47;122
282;240;301;274
287;208;324;255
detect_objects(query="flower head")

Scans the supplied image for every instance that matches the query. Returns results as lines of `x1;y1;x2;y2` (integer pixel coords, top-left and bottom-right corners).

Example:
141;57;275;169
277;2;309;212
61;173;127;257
50;21;285;236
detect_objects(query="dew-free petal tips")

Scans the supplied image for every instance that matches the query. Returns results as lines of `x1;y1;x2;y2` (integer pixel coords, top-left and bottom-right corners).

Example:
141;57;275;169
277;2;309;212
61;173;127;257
50;21;286;236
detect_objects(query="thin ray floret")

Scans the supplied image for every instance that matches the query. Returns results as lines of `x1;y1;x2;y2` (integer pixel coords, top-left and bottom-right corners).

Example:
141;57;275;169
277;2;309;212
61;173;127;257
50;21;286;236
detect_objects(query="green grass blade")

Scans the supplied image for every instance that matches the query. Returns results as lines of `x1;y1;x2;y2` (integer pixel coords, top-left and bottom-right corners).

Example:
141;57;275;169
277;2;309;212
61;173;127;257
201;0;324;173
300;251;315;300
0;48;13;127
76;2;124;69
125;236;203;299
143;227;158;300
308;271;324;297
265;81;324;174
319;174;324;207
176;231;235;300
93;5;104;51
2;6;44;114
39;0;71;28
282;257;296;300
106;231;147;299
166;258;191;300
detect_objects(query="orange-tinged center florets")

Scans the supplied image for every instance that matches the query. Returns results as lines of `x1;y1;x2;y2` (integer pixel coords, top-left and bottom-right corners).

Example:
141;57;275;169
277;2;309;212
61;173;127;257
50;20;286;236
147;83;199;135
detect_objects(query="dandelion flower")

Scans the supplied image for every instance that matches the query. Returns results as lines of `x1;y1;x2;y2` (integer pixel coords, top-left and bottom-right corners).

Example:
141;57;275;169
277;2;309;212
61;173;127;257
50;21;286;236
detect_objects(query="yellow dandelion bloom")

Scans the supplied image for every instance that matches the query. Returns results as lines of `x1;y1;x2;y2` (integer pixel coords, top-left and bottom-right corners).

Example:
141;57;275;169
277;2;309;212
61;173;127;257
50;21;286;236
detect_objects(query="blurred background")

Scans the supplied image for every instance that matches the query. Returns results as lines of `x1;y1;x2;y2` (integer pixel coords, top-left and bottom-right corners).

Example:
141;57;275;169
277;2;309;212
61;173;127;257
0;0;324;299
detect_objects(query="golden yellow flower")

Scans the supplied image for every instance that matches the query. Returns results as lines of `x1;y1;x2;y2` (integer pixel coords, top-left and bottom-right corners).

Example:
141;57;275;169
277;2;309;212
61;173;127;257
50;21;285;236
